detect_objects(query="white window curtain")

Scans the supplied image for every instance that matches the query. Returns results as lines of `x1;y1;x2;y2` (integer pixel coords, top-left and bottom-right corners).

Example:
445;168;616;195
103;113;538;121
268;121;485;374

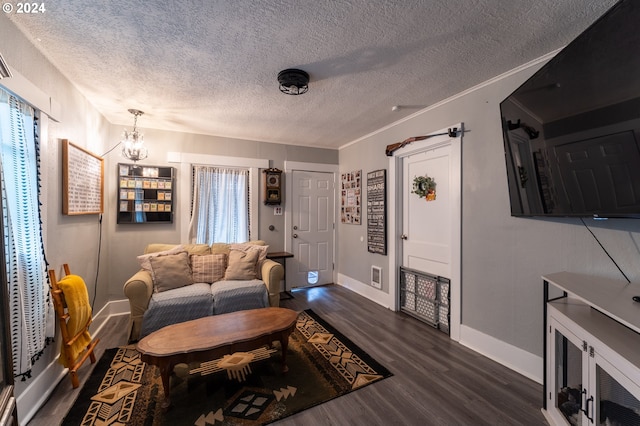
0;87;52;378
189;166;250;244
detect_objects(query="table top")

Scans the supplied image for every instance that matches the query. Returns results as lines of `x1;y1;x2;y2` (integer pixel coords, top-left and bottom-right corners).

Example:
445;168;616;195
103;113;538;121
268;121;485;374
267;251;294;259
136;307;298;357
543;271;640;335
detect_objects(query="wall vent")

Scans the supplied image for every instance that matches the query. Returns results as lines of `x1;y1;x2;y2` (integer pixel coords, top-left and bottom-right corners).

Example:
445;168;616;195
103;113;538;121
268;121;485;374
0;53;12;79
371;266;382;289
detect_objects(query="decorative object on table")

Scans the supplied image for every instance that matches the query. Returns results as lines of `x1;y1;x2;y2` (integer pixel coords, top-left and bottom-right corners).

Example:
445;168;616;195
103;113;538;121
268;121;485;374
412;174;437;201
121;109;148;163
62;310;392;426
341;170;361;224
263;168;282;205
277;68;309;95
367;169;387;255
117;164;174;224
62;140;104;215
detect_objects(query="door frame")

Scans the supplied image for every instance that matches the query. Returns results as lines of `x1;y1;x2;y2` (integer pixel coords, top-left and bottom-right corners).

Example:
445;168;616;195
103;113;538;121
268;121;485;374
387;124;462;342
284;161;339;285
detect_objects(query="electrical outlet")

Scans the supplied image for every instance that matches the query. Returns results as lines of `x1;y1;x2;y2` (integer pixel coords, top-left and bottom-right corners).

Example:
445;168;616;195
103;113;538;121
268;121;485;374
274;206;282;215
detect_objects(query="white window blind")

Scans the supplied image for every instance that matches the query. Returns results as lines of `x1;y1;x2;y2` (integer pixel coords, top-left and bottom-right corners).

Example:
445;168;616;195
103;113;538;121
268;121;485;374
189;166;250;244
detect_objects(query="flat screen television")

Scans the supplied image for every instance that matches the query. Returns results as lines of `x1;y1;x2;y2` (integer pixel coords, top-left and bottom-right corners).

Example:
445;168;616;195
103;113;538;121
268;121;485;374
500;0;640;218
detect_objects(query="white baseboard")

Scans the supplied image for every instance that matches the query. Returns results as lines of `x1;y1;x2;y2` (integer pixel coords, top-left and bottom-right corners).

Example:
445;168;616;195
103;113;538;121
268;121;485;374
336;273;391;309
16;299;130;425
15;360;68;425
459;324;543;384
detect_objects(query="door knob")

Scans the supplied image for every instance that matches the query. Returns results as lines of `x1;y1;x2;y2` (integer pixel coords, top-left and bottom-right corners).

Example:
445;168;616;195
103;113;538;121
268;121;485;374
293;225;298;230
293;234;298;238
400;234;408;240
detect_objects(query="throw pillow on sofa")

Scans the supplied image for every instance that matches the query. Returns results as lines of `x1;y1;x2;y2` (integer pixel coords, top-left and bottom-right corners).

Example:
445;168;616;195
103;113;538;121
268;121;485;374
137;244;185;272
148;251;193;292
224;249;260;280
229;243;268;278
191;253;227;283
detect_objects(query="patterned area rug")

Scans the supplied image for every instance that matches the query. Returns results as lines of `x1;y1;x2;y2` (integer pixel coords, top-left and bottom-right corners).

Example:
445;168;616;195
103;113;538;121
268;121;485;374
63;309;392;425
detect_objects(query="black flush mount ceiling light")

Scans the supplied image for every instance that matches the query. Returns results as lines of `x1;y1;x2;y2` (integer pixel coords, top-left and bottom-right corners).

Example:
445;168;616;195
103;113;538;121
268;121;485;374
278;69;309;95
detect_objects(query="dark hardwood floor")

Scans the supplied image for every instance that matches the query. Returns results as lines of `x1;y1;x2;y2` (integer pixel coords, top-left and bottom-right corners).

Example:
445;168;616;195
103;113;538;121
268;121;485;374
29;285;547;425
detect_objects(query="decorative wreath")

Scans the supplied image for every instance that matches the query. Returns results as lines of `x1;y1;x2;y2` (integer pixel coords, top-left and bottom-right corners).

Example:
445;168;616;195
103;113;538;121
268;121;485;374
412;175;436;198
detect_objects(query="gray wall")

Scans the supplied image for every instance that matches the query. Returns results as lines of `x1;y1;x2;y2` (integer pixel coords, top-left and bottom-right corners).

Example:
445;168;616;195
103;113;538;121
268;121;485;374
338;61;640;359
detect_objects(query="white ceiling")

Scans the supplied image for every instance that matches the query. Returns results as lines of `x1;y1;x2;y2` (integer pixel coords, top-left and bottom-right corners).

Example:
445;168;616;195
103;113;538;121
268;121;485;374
7;0;618;149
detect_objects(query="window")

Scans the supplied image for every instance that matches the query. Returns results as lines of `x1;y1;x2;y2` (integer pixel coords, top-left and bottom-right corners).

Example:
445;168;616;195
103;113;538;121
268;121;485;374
189;166;250;244
0;87;51;378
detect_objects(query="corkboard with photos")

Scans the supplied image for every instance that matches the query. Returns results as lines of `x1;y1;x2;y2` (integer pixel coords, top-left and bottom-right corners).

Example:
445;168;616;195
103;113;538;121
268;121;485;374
341;170;361;224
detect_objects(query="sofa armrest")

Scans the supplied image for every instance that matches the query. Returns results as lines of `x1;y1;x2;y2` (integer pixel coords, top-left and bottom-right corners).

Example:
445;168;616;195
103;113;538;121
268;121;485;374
261;259;284;307
123;270;154;341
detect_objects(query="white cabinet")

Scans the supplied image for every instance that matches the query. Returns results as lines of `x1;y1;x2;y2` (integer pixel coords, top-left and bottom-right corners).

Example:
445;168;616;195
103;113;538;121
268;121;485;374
543;272;640;426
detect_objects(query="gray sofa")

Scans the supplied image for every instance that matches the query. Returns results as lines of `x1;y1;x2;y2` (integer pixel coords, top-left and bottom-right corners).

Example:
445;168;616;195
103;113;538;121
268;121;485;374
123;241;284;341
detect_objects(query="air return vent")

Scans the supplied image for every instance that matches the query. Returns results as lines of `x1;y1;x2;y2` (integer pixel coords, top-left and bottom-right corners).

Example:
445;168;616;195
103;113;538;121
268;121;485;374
371;266;382;289
0;52;12;79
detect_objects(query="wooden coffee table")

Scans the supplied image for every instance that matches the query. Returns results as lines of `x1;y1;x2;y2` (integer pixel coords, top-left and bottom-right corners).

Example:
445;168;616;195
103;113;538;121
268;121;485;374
136;307;298;408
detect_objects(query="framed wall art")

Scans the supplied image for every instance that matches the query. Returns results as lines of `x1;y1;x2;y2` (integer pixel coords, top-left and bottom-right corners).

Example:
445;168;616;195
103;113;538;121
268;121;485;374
62;139;104;215
367;169;387;255
341;170;361;224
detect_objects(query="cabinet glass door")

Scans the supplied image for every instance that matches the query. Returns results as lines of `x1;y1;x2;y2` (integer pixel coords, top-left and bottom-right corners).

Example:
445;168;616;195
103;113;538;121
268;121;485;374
593;354;640;426
550;319;587;426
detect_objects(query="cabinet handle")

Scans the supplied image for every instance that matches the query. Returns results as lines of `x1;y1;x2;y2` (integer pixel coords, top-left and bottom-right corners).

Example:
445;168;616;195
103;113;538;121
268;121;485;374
583;394;594;423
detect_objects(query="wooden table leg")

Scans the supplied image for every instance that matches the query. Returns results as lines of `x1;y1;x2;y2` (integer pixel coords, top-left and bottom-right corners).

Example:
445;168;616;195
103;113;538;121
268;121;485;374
158;362;173;409
279;329;294;373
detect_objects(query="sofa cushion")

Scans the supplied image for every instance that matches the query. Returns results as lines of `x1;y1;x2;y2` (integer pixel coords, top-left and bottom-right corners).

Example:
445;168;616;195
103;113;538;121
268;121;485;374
210;279;269;315
224;249;260;280
140;282;213;338
149;251;193;292
210;243;231;255
191;253;227;283
137;244;185;272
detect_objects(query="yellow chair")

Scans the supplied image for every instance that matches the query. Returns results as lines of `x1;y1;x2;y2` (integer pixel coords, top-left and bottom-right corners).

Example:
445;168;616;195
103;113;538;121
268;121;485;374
48;264;99;388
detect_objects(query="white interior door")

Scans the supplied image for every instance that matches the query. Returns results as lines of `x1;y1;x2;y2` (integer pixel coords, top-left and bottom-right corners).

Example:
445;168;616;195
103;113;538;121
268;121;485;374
402;145;453;276
388;124;461;341
289;170;335;288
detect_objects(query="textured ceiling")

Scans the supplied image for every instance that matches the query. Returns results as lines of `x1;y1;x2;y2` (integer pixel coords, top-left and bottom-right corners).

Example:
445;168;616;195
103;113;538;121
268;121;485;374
7;0;619;149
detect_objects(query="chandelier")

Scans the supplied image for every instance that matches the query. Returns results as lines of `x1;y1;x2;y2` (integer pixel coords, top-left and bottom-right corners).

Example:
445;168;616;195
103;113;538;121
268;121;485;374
121;109;148;162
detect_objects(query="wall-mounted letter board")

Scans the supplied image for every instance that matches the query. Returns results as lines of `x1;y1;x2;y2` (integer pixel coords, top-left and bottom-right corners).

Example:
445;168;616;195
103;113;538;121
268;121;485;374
62;139;104;215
